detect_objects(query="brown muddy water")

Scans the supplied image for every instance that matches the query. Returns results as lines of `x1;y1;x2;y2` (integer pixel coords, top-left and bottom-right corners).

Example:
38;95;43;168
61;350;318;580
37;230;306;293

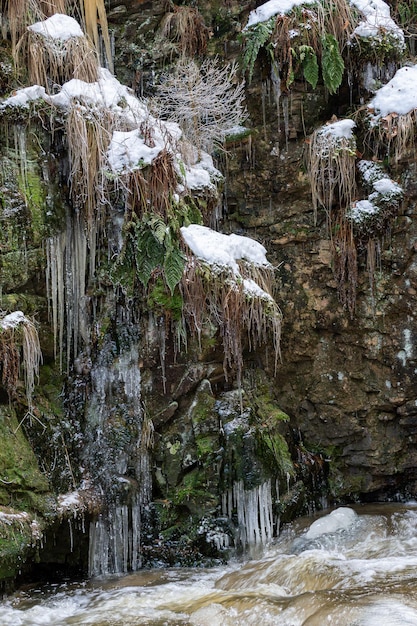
3;503;417;625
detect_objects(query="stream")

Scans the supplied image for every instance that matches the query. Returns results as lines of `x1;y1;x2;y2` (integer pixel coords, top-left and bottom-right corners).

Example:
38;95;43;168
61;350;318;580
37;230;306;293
3;503;417;625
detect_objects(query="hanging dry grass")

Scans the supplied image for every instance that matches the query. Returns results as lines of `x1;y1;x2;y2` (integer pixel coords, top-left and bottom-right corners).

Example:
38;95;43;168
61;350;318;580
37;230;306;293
24;26;99;88
78;0;114;73
316;0;357;50
0;335;20;400
181;257;281;386
0;312;42;411
66;103;114;238
159;4;209;58
369;110;417;164
331;217;358;317
308;118;357;224
127;149;178;219
6;0;66;57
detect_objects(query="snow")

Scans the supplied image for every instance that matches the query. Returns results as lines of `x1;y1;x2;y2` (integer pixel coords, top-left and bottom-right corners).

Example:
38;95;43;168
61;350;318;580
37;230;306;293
180;224;270;274
57;492;81;511
348;161;403;223
184;152;223;191
369;65;417;118
349;199;379;221
107;129;162;172
318;118;356;139
28;13;84;41
373;177;402;195
243;278;274;301
350;0;404;44
0;510;30;524
0;85;47;109
0;311;27;329
245;0;315;29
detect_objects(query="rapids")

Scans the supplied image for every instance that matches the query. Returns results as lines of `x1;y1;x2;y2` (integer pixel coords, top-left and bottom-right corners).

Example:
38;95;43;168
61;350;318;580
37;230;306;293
3;503;417;625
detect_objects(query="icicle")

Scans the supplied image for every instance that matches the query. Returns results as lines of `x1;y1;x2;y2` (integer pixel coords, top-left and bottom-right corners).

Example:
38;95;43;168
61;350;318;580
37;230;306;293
229;480;274;548
271;59;281;147
282;94;289;151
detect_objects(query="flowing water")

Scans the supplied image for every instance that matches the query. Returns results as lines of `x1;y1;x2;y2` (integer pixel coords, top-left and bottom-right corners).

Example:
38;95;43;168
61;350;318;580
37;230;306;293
4;503;417;625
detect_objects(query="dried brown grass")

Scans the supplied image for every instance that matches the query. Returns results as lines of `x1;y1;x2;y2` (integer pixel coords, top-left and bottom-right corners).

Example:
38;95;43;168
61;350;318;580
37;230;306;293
128;149;178;219
24;28;99;89
181;258;281;386
78;0;114;73
368;110;417;164
159;4;209;58
331;217;358;318
0;314;42;410
308;120;357;224
66;104;113;238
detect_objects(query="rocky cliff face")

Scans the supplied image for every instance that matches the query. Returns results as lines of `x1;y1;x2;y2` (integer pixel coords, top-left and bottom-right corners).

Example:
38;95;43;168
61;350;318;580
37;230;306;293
0;0;417;587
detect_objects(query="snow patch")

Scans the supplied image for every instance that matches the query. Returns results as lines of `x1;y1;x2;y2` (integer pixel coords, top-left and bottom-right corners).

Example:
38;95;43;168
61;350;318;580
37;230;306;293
369;65;417;118
245;0;316;29
350;0;404;43
28;14;84;41
180;224;270;274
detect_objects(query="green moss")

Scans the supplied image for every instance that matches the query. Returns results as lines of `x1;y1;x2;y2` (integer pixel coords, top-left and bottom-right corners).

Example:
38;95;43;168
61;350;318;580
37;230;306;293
147;278;183;321
173;469;216;510
0;407;49;508
0;524;33;579
18;165;46;244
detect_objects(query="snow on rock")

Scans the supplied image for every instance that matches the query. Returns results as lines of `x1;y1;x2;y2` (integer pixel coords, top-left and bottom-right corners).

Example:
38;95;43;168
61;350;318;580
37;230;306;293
57;491;81;514
0;67;221;186
368;65;417;118
245;0;315;29
0;311;28;329
28;13;84;41
184;152;223;191
350;0;404;45
349;199;379;222
0;510;30;525
0;85;47;110
107;129;162;172
317;118;356;140
243;278;274;301
244;0;404;56
305;507;357;539
180;224;270;274
347;159;403;224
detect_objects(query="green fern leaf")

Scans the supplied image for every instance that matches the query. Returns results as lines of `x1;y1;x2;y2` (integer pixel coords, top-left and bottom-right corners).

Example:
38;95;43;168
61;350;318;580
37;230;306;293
145;213;167;245
136;227;164;288
164;245;186;295
301;47;318;89
321;34;344;95
242;16;275;83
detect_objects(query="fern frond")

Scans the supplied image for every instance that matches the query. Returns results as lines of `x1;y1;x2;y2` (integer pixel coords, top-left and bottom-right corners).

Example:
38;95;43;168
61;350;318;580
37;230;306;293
144;213;167;245
242;16;276;83
300;46;319;89
164;246;186;295
136;227;164;288
321;33;344;94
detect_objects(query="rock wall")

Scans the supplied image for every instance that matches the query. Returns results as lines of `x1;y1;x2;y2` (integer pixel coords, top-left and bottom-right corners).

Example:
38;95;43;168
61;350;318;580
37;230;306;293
0;0;417;587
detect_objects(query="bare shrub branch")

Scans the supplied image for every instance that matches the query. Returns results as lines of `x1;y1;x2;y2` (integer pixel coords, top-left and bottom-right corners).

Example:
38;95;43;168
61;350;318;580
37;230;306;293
154;57;247;155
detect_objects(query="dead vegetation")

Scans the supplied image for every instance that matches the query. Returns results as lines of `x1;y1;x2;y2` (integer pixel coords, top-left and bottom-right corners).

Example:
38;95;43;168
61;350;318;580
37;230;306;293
158;4;209;58
0;312;42;412
181;259;281;386
308;118;357;225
